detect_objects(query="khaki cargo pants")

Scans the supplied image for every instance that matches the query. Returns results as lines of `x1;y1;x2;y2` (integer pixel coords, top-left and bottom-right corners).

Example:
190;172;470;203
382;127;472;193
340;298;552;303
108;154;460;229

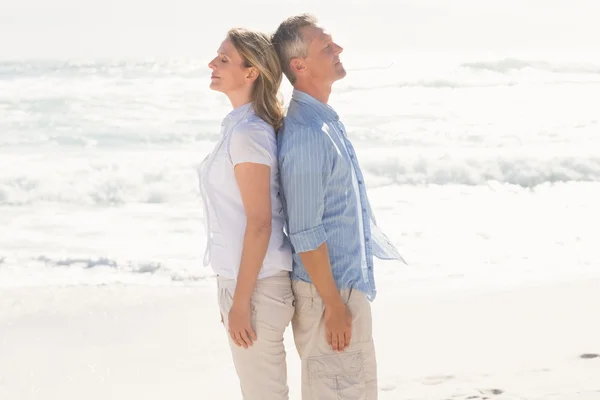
291;280;378;400
217;271;295;400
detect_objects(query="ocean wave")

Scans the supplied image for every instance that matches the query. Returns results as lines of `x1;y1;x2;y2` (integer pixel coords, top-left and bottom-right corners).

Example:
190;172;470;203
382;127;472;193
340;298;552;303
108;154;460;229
339;78;600;92
337;57;600;91
35;255;162;273
0;156;201;206
0;60;205;79
0;173;195;206
4;58;600;91
461;58;600;75
35;256;118;269
339;79;518;92
1;254;213;285
361;153;600;188
0;131;220;148
1;153;598;207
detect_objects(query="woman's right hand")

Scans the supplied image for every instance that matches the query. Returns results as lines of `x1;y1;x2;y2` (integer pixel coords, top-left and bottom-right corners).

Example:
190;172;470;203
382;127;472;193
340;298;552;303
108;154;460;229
228;301;257;349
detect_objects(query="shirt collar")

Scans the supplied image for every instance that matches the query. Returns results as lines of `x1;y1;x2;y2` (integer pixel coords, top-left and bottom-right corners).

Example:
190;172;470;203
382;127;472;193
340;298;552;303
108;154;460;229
222;102;253;128
292;89;339;121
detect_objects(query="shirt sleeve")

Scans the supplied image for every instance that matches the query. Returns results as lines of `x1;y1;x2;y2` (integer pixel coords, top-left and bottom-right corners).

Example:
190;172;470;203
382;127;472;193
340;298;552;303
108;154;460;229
228;121;275;167
279;126;332;253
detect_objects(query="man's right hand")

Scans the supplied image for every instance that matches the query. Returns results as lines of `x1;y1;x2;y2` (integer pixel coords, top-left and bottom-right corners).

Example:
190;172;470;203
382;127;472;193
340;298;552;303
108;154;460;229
324;301;352;352
297;243;353;352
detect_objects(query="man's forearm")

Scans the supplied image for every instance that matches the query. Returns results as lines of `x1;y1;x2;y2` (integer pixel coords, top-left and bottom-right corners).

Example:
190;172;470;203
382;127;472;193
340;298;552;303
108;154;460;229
298;242;344;308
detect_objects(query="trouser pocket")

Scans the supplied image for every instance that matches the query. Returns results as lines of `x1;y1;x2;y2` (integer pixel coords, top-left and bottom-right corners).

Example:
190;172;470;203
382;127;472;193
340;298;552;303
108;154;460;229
218;284;258;334
307;350;366;400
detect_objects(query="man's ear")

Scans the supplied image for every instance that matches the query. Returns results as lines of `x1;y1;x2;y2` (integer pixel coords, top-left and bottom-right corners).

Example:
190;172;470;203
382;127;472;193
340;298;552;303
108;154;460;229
246;67;259;84
290;58;306;76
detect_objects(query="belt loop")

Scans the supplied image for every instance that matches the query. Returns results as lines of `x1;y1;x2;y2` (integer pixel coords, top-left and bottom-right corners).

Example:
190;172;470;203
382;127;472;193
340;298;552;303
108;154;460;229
346;287;353;305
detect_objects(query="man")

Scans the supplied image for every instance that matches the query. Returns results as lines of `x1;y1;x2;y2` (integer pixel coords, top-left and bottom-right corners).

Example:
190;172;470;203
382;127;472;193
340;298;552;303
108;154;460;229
272;14;406;400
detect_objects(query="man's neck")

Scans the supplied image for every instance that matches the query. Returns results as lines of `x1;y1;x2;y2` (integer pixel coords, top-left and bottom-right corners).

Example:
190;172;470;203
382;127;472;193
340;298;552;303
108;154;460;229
294;80;332;104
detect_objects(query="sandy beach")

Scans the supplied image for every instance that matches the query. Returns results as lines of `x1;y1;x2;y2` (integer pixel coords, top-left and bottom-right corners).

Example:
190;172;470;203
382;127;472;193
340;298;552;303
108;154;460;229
2;277;599;400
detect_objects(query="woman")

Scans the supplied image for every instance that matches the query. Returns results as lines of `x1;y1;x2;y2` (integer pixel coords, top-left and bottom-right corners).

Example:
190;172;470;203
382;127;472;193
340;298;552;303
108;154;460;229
198;28;294;399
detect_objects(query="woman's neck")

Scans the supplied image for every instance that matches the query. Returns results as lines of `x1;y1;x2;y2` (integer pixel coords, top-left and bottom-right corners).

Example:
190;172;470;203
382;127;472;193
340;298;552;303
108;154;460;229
227;89;252;110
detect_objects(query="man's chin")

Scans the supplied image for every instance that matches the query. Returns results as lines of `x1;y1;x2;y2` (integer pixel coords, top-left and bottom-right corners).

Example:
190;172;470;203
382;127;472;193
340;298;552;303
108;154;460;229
336;67;347;80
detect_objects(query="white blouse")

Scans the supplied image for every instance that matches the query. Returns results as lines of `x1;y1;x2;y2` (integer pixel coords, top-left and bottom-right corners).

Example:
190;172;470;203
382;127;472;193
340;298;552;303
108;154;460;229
198;103;292;280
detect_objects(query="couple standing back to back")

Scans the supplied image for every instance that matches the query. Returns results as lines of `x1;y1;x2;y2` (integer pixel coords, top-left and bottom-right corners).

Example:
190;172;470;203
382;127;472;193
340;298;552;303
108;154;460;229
198;13;406;400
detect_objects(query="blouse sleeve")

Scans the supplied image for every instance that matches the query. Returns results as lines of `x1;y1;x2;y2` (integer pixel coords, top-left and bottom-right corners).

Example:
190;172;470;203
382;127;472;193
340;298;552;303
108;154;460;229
228;121;275;167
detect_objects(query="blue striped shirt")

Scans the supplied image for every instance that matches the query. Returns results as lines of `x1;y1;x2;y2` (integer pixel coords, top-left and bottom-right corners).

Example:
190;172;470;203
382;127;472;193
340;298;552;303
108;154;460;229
277;90;406;301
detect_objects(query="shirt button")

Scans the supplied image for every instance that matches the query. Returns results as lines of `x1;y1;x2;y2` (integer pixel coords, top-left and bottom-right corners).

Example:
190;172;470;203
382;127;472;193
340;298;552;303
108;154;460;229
358;180;363;184
362;208;367;212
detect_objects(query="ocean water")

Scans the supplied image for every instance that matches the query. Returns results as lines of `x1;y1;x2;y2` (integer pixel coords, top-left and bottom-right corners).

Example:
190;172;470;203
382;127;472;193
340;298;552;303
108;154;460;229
1;51;600;289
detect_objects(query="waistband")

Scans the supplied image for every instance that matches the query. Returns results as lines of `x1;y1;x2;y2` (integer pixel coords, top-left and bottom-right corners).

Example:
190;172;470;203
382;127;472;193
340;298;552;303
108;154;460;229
217;270;291;290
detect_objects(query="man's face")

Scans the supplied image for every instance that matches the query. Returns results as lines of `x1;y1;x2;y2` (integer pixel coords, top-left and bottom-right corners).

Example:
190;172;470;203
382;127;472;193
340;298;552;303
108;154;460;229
300;25;346;85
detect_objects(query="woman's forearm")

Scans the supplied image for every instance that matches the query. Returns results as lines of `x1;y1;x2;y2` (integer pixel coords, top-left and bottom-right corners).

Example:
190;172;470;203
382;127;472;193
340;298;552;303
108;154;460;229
232;220;272;305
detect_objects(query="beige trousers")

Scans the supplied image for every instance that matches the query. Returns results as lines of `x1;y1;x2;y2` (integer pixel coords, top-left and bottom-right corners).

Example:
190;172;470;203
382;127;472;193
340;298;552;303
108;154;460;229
217;271;295;400
291;280;378;400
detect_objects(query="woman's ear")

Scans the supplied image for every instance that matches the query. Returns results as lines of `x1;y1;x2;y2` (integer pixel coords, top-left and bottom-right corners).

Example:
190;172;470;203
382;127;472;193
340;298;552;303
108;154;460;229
246;67;259;84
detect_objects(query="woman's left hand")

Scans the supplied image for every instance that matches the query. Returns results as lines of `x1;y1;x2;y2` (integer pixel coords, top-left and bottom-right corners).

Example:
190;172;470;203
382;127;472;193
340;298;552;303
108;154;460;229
228;301;257;349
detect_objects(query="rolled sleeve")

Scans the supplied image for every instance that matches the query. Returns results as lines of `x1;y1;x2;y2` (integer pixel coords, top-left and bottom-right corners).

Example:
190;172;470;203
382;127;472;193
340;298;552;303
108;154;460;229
279;126;332;253
289;224;327;253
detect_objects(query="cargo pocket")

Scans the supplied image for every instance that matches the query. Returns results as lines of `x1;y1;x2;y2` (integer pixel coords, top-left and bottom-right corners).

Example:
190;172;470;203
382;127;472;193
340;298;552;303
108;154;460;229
307;350;365;400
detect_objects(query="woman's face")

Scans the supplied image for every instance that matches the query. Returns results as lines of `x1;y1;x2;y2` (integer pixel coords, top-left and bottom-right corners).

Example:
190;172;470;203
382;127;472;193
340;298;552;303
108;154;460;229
208;38;251;95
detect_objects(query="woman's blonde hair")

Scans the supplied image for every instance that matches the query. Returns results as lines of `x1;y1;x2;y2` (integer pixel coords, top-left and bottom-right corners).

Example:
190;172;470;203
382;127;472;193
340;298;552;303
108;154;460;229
227;28;284;132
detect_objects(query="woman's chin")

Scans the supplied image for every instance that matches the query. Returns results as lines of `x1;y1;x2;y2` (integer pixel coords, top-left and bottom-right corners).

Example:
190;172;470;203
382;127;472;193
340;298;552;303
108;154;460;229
209;81;223;92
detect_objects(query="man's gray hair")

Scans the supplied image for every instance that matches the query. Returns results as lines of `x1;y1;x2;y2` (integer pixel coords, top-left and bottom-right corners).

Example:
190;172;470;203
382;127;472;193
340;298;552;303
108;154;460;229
271;13;318;85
